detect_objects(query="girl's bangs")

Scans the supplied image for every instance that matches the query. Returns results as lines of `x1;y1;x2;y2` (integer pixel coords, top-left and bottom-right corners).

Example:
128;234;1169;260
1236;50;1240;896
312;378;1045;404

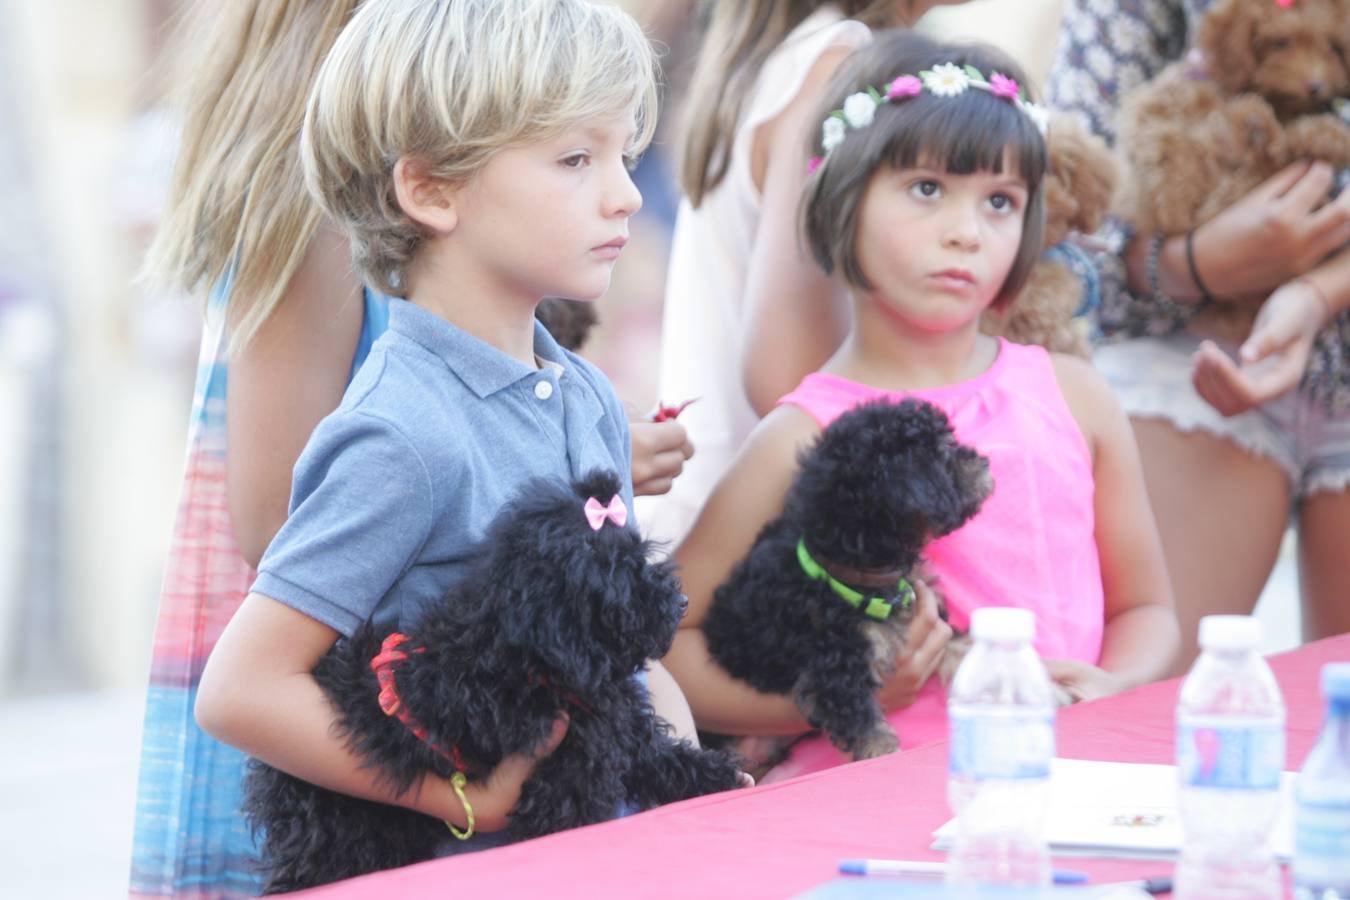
878;95;1046;187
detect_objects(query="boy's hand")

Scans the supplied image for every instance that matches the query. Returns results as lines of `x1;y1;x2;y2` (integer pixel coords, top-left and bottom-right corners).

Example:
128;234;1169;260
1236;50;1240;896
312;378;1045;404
631;419;694;496
1190;277;1328;416
457;713;569;831
877;579;952;712
1043;659;1127;704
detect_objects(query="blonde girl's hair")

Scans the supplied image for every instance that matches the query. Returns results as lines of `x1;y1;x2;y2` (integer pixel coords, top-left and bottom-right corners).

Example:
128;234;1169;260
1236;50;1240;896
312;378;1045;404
679;0;902;207
302;0;659;297
143;0;363;352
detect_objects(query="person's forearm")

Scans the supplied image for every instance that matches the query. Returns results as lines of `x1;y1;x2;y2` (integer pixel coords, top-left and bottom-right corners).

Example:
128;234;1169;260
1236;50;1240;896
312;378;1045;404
664;629;811;736
196;670;513;831
1301;244;1350;318
1097;603;1180;691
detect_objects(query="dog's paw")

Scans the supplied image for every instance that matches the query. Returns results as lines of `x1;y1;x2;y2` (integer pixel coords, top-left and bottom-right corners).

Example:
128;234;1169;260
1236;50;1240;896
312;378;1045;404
1285;116;1350;168
851;727;901;761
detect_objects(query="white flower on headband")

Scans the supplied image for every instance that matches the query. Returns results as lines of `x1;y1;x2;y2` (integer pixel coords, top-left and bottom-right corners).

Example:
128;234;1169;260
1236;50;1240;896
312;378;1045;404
821;116;847;152
1023;102;1050;135
842;92;878;129
921;63;970;97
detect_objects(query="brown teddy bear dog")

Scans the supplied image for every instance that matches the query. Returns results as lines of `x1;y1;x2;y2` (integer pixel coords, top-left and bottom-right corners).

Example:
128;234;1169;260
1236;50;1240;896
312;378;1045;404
980;114;1119;359
1116;0;1350;343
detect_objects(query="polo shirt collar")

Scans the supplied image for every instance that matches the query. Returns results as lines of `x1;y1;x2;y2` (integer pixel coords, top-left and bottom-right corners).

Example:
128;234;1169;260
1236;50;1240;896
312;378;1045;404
387;297;571;399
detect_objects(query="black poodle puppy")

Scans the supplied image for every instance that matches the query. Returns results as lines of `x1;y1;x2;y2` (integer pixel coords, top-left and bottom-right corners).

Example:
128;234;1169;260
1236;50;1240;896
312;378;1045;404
244;470;744;894
702;399;992;762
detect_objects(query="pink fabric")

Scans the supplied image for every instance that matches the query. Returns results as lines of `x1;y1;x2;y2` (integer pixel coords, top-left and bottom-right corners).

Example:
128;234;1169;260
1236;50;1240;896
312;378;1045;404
297;635;1348;900
768;339;1103;780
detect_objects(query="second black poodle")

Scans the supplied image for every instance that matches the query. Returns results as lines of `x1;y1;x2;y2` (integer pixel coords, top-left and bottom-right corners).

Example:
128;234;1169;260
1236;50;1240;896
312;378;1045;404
702;399;992;761
244;470;744;893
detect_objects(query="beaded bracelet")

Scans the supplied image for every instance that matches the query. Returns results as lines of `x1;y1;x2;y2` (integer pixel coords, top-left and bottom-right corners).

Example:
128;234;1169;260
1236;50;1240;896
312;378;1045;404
444;771;476;841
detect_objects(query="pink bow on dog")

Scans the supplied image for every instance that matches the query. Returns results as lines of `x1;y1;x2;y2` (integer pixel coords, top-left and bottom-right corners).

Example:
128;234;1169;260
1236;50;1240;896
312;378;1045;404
584;495;628;531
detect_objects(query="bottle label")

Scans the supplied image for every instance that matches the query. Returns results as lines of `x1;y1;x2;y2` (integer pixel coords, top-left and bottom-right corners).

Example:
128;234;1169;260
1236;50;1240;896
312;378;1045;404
949;710;1055;780
1176;721;1284;790
1296;798;1350;863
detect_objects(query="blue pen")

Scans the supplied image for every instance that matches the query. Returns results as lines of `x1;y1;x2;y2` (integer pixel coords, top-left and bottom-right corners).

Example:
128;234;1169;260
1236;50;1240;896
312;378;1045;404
839;859;1090;885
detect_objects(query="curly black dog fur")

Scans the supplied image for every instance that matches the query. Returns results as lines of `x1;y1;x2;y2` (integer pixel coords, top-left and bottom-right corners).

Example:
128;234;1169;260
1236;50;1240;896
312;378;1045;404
702;399;992;761
243;470;743;893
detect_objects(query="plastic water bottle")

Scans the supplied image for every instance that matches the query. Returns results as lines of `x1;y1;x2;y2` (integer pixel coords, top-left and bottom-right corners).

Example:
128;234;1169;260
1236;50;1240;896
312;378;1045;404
1175;615;1284;900
1293;662;1350;900
946;607;1055;887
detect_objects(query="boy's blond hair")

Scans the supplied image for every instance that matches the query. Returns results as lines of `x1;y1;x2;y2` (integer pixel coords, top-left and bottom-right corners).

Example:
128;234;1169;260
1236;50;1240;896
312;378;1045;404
303;0;658;297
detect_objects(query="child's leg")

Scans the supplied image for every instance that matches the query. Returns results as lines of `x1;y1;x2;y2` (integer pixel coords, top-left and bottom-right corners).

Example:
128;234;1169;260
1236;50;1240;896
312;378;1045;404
1131;419;1291;676
1297;488;1350;641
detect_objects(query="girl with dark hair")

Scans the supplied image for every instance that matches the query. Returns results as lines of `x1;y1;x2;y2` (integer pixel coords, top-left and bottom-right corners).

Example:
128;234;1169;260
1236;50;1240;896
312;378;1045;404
665;30;1179;781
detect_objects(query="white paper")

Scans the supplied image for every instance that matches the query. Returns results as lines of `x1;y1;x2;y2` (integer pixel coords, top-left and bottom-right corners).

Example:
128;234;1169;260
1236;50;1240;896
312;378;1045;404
931;757;1297;860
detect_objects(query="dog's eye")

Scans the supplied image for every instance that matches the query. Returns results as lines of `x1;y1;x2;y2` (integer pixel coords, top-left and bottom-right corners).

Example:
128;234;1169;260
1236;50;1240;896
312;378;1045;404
1262;37;1291;51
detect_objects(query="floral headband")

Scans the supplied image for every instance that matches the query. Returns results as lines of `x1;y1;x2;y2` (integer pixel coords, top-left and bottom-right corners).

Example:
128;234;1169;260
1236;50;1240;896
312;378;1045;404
809;63;1049;173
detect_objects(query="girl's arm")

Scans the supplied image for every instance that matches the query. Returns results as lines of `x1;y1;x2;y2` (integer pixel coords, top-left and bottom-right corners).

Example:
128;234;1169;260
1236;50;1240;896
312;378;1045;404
226;227;365;568
1192;245;1350;416
1049;355;1180;701
196;593;560;831
739;45;855;417
663;405;951;733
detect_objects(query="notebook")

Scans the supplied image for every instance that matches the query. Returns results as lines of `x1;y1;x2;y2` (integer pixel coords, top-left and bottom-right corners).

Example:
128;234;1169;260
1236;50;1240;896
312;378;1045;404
930;758;1297;861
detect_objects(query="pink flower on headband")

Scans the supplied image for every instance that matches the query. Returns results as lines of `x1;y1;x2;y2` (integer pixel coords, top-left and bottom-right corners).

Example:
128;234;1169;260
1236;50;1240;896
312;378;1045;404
1275;0;1293;6
989;72;1021;101
584;495;627;531
807;155;824;175
886;75;922;100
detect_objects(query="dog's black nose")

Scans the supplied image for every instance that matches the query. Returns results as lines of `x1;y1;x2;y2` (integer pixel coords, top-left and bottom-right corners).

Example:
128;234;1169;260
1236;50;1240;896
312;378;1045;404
1307;79;1326;97
678;593;690;616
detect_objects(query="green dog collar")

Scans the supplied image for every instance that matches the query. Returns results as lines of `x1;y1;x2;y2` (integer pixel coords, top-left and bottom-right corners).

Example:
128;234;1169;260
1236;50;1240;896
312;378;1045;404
795;539;915;621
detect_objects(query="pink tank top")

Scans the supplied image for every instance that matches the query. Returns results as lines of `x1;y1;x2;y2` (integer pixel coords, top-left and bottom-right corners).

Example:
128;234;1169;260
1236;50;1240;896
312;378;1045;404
777;339;1103;663
763;341;1103;781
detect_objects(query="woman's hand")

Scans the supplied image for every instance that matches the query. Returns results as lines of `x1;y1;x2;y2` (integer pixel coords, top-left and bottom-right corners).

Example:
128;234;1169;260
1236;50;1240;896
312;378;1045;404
1043;659;1128;705
1190;277;1331;416
1193;162;1350;299
630;419;694;497
876;580;952;712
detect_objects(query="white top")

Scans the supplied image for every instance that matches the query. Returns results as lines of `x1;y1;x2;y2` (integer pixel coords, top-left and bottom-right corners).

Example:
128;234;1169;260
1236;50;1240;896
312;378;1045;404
636;6;871;550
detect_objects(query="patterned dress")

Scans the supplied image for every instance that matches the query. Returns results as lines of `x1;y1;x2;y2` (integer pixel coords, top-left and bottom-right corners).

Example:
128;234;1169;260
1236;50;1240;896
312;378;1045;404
1047;0;1350;412
128;286;387;899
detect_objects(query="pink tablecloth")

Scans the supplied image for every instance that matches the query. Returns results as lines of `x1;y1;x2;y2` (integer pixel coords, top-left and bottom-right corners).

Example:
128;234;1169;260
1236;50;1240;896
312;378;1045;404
298;634;1348;899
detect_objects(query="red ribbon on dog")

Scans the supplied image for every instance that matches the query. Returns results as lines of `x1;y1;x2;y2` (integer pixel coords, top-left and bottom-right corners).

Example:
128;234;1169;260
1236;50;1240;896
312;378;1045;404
370;632;468;772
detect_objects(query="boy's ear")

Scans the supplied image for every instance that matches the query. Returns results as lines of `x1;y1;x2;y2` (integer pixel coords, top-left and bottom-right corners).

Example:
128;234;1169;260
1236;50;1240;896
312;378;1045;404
393;156;458;235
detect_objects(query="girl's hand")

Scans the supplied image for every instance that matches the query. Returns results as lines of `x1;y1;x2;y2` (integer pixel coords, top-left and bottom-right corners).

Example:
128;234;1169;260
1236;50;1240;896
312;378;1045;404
630;419;694;497
1043;659;1128;705
877;579;952;712
1190;277;1330;416
457;713;569;831
1193;162;1350;299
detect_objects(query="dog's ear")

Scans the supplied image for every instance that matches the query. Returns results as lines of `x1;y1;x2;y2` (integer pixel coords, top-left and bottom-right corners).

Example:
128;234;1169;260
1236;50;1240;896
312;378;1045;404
596;552;686;668
1045;116;1119;241
1201;0;1259;95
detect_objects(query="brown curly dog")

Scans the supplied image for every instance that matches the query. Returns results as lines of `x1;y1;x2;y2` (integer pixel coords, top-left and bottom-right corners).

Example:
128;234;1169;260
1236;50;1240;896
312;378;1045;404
1116;0;1350;343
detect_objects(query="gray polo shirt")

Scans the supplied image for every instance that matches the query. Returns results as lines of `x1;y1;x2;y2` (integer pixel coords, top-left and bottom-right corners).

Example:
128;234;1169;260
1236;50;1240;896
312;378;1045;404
253;297;633;636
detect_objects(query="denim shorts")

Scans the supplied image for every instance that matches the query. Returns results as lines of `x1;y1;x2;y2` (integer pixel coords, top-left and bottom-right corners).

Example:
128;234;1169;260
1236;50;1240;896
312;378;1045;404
1094;333;1350;500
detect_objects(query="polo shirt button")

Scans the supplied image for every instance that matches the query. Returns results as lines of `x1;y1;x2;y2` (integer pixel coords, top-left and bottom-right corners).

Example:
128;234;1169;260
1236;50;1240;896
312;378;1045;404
534;380;554;400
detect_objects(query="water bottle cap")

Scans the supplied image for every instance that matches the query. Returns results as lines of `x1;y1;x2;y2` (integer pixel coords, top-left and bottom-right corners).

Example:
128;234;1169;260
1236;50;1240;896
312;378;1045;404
1322;663;1350;699
1197;615;1262;650
970;607;1035;642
